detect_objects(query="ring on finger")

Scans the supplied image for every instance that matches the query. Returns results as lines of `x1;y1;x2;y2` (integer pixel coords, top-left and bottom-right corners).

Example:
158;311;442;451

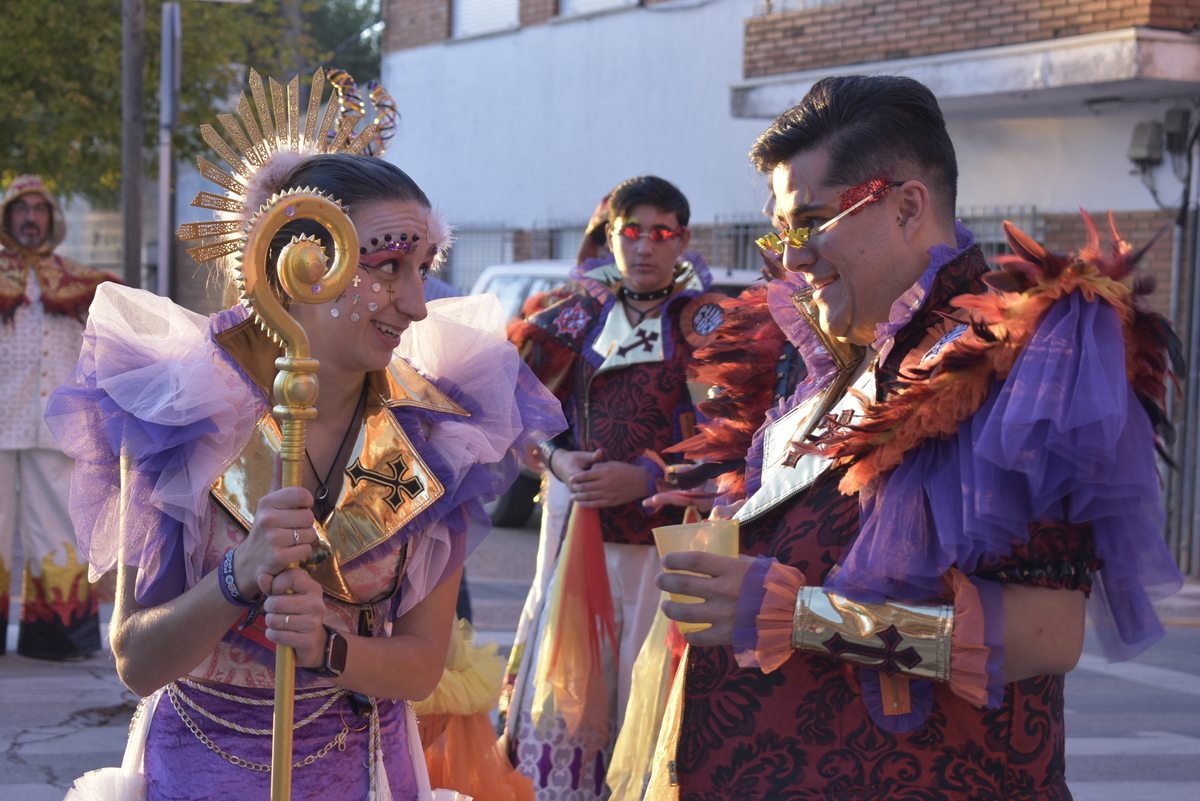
293;528;300;545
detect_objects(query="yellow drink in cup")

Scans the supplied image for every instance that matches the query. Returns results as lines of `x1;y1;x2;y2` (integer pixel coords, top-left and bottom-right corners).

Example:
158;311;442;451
652;519;740;634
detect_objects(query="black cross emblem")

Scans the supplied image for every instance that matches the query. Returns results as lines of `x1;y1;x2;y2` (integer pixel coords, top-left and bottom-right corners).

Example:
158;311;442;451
782;439;807;468
345;455;425;512
617;329;659;357
822;626;923;675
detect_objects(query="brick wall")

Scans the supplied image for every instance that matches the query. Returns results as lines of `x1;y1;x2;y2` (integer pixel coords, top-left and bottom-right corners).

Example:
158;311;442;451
1042;208;1178;319
745;0;1200;78
521;0;557;27
384;0;450;53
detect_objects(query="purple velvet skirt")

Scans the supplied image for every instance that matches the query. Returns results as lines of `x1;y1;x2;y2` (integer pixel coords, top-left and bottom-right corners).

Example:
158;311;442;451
143;683;418;801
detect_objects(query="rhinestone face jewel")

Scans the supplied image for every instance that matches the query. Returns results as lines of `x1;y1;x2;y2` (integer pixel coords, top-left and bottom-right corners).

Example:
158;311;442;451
371;282;381;293
330;307;340;318
312;284;322;294
350;312;360;322
352;294;360;305
367;302;377;311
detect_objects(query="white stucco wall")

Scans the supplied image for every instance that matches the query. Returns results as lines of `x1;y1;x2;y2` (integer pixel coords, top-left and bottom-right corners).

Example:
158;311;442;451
381;0;770;228
382;1;1186;230
951;105;1187;214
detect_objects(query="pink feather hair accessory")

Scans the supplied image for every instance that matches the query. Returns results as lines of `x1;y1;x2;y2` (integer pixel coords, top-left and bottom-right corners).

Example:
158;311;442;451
426;206;455;272
242;150;310;220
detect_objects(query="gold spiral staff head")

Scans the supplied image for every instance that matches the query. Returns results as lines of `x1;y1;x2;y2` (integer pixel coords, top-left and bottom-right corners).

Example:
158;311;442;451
239;188;359;355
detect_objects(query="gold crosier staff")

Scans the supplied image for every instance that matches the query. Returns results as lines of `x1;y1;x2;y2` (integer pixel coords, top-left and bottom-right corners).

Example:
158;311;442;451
240;191;358;801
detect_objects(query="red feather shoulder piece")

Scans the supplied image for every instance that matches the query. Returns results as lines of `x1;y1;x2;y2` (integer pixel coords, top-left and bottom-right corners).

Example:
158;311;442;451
668;284;788;498
814;211;1178;495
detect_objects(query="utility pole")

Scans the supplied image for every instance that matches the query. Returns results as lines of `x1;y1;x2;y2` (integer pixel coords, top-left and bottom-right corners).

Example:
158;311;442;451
122;0;145;287
157;2;181;298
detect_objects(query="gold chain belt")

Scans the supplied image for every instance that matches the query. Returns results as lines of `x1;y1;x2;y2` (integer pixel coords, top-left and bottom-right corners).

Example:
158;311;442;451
165;678;370;773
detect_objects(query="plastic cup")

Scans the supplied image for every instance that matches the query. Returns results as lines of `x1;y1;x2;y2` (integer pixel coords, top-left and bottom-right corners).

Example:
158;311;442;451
653;519;740;633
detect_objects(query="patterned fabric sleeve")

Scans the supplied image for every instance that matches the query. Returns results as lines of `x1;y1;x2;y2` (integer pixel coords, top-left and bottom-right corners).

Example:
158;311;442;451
507;315;577;404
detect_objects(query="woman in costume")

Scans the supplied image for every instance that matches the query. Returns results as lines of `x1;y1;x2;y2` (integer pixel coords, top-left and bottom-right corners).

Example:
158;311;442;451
50;69;564;801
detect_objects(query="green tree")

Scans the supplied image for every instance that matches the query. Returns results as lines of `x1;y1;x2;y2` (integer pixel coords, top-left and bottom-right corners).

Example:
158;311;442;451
0;0;324;207
308;0;382;84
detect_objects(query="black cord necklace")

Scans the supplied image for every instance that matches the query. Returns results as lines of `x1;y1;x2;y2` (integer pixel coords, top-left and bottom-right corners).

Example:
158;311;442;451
619;293;666;326
621;283;674;302
304;382;369;520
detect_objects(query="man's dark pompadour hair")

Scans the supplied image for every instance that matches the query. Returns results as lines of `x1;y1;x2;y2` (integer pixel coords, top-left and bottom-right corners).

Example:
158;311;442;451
749;75;958;221
607;175;690;228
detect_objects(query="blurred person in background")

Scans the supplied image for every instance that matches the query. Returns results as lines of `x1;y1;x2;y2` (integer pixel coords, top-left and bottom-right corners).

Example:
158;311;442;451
0;174;115;660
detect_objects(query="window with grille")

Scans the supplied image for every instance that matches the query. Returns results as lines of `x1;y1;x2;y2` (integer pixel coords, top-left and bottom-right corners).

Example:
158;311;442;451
453;0;518;39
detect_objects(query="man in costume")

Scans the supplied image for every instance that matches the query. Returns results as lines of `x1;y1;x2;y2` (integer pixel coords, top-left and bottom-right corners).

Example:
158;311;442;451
0;175;113;660
651;76;1182;799
502;175;726;799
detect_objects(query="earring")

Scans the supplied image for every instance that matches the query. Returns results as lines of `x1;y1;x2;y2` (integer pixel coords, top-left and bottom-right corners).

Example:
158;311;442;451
897;216;906;227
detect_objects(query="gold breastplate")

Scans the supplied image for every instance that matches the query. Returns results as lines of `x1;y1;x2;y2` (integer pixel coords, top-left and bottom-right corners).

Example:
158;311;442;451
209;346;470;604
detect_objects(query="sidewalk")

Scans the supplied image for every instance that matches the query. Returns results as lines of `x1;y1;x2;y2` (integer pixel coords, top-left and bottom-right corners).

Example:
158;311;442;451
0;522;540;799
2;533;1196;799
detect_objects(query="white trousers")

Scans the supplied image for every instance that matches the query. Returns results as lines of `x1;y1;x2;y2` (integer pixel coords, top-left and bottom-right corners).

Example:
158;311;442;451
0;448;79;582
0;448;98;659
602;541;663;730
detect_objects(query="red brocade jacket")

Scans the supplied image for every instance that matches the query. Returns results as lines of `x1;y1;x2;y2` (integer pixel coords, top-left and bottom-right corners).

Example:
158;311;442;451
509;257;723;545
676;246;1100;801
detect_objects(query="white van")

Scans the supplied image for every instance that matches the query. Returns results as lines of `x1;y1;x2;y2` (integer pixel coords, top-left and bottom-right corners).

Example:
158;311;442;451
471;259;765;323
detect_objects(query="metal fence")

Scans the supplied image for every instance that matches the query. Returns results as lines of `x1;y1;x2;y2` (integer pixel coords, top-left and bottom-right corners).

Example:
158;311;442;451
712;214;769;272
444;226;515;293
957;205;1043;258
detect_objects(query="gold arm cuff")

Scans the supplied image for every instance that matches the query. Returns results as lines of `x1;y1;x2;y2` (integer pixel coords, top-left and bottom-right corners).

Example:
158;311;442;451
791;586;953;683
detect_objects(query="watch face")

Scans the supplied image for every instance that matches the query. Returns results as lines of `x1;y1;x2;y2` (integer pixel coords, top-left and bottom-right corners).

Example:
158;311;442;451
328;629;348;675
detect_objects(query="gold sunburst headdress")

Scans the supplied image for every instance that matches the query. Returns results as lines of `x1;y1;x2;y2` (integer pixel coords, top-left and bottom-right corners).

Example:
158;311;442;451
177;67;453;326
175;67;387;265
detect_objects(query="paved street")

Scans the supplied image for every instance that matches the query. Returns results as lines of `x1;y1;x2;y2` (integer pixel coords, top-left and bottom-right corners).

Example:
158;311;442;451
3;522;1198;800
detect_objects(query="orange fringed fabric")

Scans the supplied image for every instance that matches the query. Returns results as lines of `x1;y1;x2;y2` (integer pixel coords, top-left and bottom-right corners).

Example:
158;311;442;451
814;212;1177;495
944;568;992;708
422;714;535;801
668;284;787;499
533;504;617;742
735;559;804;673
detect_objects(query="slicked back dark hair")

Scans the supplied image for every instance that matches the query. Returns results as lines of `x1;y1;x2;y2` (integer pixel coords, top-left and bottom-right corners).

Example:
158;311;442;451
607;175;690;227
261;155;430;304
749;75;958;222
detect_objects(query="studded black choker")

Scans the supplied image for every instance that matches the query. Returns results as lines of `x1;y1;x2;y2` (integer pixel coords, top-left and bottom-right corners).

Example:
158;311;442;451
621;284;674;302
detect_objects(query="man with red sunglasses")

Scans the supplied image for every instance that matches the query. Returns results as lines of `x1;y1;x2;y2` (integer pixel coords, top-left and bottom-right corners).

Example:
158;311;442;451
647;76;1179;799
502;176;726;800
